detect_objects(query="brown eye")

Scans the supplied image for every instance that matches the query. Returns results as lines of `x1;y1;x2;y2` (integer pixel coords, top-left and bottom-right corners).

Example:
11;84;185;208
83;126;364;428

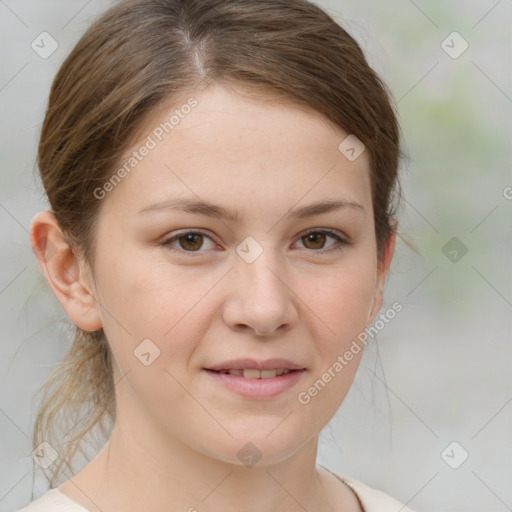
178;233;204;251
301;232;327;250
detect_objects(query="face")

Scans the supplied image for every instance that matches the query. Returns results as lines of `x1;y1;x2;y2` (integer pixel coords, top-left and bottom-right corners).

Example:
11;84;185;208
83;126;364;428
79;84;392;466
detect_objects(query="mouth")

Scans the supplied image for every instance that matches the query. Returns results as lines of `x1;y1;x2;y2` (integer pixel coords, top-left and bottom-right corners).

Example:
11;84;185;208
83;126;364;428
203;362;306;398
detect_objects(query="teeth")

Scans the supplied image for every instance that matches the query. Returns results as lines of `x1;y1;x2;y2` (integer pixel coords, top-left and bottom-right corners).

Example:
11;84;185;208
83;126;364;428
243;368;262;379
217;369;292;379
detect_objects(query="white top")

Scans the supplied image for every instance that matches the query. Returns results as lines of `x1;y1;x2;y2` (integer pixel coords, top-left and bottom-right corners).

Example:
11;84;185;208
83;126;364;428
16;468;415;512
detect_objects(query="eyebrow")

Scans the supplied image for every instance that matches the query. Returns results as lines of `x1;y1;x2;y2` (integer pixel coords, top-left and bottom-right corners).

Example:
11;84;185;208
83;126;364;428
138;196;365;221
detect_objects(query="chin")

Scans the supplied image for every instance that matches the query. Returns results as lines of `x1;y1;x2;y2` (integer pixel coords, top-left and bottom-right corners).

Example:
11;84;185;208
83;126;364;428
191;424;311;469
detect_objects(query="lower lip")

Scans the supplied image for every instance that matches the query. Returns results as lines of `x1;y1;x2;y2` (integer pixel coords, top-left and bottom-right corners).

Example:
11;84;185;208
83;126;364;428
203;369;306;398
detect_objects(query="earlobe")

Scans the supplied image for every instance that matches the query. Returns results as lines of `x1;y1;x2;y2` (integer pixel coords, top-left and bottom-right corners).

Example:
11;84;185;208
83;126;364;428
29;211;103;332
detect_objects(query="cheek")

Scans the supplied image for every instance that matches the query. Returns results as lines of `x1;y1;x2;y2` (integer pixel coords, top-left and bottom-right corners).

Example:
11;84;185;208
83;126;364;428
93;243;183;330
302;261;376;347
92;249;218;370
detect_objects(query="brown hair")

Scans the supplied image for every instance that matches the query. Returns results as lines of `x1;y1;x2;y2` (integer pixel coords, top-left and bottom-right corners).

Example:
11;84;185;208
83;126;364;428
32;0;404;490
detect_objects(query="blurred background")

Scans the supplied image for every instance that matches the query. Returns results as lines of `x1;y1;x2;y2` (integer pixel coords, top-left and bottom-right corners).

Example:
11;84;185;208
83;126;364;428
1;1;510;511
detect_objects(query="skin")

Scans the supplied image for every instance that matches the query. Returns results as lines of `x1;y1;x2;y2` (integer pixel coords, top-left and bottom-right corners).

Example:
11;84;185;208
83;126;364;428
31;83;395;512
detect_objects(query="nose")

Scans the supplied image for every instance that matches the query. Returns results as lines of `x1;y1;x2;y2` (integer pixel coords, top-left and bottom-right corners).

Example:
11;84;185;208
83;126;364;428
222;249;298;337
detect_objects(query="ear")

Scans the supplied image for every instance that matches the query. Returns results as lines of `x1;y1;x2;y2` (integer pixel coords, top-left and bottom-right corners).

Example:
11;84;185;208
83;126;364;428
367;223;397;324
29;211;103;331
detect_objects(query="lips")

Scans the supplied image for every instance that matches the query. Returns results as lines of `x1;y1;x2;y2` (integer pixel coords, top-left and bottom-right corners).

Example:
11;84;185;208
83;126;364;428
204;362;306;398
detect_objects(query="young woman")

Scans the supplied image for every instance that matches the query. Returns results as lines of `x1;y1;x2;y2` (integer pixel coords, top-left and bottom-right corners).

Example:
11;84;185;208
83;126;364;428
19;0;413;510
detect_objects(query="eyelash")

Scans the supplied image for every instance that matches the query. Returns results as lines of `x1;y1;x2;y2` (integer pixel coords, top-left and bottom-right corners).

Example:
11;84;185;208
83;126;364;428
160;228;350;258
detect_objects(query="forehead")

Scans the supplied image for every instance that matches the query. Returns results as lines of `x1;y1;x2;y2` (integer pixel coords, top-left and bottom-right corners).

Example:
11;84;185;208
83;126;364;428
104;84;372;221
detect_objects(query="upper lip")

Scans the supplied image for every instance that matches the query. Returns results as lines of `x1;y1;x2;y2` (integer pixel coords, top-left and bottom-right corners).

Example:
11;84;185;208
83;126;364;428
205;358;305;371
